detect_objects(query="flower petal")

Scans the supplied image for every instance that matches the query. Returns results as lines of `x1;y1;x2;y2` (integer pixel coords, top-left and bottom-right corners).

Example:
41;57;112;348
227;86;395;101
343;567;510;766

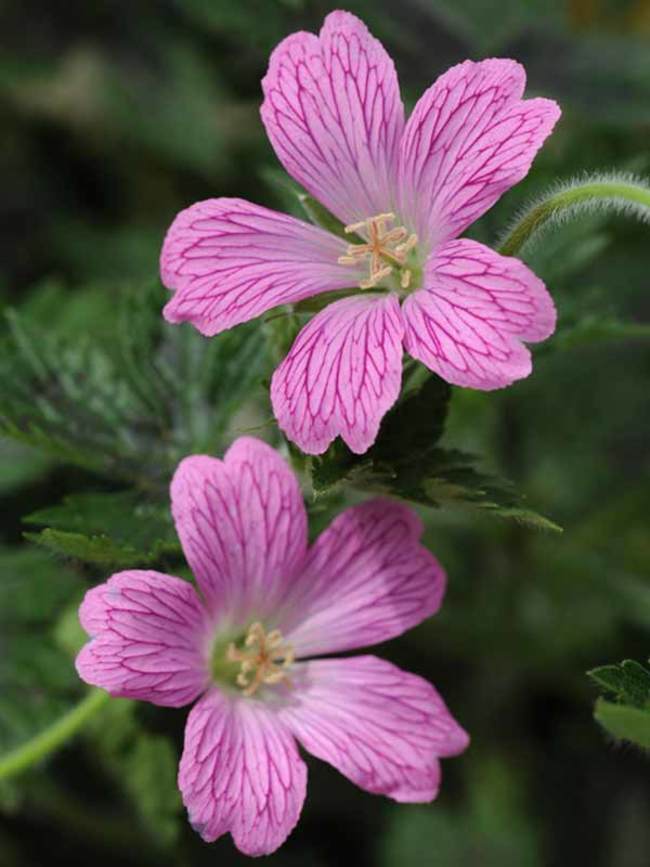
75;570;210;707
170;437;308;621
280;499;445;657
271;294;404;455
261;10;404;227
402;238;556;389
399;59;560;247
161;198;360;336
179;688;306;856
277;656;469;802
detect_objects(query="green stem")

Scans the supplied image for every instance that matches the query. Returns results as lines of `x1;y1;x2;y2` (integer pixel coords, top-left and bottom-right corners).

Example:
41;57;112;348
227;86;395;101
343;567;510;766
498;179;650;257
0;688;110;781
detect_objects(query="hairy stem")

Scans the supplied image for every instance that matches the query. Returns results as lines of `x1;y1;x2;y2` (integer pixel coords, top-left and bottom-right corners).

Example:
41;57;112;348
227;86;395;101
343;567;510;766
0;688;110;781
498;176;650;257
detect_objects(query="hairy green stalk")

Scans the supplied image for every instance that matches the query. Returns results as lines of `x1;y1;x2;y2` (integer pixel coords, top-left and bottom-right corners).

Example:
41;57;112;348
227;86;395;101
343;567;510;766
498;174;650;257
0;688;110;781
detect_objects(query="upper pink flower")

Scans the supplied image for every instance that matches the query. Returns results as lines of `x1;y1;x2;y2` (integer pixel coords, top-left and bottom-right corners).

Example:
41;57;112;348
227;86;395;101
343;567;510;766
160;11;560;455
75;437;468;856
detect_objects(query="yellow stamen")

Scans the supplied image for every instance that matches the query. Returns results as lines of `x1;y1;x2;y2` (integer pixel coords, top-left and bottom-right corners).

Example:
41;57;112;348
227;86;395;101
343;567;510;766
337;212;418;290
226;622;294;697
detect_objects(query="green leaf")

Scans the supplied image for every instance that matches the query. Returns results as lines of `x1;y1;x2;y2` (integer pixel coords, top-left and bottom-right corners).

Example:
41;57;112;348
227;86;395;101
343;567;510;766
594;699;650;750
311;438;360;495
588;659;650;709
312;372;451;492
0;281;268;488
311;372;560;532
371;371;452;461
24;529;144;568
419;449;562;532
589;659;650;749
24;491;180;567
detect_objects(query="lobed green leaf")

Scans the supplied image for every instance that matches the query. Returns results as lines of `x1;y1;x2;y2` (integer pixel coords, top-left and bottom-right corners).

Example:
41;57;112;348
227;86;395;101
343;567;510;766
311;371;560;532
594;699;650;750
588;659;650;709
0;281;268;489
24;491;180;567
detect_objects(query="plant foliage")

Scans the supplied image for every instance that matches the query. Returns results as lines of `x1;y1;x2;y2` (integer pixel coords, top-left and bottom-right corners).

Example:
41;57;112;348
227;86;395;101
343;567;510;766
588;659;650;749
311;371;561;532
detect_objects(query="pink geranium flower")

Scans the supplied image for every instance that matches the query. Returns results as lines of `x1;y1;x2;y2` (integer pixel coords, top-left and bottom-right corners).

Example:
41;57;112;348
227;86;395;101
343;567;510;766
75;437;468;856
160;11;560;456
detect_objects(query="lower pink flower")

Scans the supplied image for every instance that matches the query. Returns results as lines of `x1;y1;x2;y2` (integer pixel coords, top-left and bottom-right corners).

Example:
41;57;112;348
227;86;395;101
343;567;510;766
76;437;469;856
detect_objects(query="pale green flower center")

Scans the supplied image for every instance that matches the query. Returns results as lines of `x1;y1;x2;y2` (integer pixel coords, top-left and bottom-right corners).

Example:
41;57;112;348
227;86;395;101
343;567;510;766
337;212;421;293
211;621;294;697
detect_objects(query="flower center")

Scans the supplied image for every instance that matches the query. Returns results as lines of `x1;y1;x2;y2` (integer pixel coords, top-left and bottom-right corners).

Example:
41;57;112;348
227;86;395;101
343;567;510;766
225;622;294;697
338;212;418;291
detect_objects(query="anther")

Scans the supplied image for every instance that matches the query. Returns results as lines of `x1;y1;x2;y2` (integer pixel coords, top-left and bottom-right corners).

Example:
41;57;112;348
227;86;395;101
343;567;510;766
337;212;418;291
360;265;392;290
227;621;294;697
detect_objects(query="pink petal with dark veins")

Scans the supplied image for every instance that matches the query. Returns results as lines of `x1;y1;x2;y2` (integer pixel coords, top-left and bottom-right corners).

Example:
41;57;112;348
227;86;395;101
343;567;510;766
76;570;210;707
179;688;307;856
271;293;404;455
276;656;469;802
278;499;446;657
161;198;361;336
170;437;308;621
261;10;404;227
398;59;560;248
402;238;556;389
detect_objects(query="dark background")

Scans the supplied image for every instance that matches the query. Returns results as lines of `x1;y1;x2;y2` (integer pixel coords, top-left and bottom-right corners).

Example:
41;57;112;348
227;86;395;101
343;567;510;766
1;1;649;865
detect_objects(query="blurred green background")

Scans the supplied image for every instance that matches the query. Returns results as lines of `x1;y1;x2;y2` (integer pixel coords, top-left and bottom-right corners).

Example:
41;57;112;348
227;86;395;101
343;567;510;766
1;0;649;865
